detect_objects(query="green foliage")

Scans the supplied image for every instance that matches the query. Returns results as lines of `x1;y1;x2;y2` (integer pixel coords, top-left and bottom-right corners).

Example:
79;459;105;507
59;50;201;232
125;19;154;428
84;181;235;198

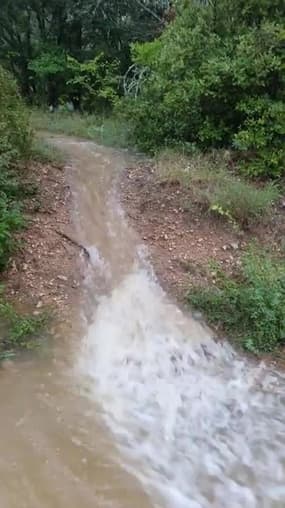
0;66;31;163
0;0;166;106
29;49;67;78
0;192;24;270
0;295;47;358
233;97;285;178
66;54;120;112
188;251;285;354
0;66;32;269
207;180;279;228
155;149;279;228
30;109;131;148
122;2;285;177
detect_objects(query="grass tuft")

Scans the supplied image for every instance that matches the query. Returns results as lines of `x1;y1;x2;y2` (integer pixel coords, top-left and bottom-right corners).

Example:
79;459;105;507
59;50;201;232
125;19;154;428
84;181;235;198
0;296;48;359
155;149;279;228
187;250;285;354
30;109;131;149
31;138;66;165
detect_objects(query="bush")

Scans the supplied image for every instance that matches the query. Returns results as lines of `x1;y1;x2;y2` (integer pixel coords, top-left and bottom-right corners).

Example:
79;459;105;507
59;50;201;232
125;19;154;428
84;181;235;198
0;294;47;359
207;179;279;228
0;65;31;269
0;66;31;163
0;191;24;270
187;251;285;354
122;1;285;177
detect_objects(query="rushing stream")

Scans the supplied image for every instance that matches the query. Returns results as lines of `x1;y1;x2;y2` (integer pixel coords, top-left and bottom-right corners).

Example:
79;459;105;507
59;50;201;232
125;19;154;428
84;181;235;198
1;137;285;508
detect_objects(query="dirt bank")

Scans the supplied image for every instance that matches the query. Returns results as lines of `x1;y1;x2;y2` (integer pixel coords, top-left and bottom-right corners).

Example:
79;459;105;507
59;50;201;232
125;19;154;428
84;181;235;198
2;157;82;319
120;162;285;305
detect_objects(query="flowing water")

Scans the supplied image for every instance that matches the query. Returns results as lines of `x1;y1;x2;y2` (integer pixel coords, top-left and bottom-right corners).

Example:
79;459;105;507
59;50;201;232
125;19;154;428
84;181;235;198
1;137;285;508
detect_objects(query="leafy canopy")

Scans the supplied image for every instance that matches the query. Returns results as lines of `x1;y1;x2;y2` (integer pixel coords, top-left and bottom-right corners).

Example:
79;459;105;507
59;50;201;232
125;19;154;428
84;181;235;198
122;0;285;177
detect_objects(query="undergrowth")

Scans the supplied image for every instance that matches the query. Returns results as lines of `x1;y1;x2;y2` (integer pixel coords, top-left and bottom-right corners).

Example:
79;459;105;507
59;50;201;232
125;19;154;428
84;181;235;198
0;294;48;360
30;109;131;149
156;150;279;228
187;251;285;354
31;138;66;165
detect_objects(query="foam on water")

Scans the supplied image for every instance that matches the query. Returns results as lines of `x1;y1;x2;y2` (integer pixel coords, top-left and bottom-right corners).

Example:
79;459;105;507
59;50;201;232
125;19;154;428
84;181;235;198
78;268;285;508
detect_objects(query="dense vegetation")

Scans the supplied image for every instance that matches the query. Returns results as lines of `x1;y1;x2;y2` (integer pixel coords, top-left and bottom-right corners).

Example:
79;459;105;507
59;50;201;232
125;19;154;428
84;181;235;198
0;66;31;268
122;0;285;178
0;66;46;359
0;0;169;111
188;251;285;354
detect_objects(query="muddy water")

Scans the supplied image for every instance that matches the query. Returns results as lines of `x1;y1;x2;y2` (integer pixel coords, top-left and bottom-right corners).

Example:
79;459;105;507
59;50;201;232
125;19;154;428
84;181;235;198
1;138;285;508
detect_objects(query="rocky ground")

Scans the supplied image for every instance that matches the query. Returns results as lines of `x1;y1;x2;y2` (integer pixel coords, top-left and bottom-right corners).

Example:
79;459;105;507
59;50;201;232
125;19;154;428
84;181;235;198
2;159;83;320
120;162;285;304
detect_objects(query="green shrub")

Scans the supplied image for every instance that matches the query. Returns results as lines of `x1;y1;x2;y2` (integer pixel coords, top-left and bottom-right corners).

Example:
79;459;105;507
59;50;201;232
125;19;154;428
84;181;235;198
0;65;32;269
187;251;285;354
207;180;279;228
0;194;24;270
0;295;47;358
122;2;285;177
0;66;31;162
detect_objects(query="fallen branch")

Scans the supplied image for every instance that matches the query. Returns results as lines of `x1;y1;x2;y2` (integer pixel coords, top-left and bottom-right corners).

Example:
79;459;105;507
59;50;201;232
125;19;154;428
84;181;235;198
55;229;90;260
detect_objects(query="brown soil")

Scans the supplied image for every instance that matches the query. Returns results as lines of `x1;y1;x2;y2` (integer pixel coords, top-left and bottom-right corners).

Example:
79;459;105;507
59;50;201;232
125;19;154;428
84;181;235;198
2;159;82;320
120;162;285;304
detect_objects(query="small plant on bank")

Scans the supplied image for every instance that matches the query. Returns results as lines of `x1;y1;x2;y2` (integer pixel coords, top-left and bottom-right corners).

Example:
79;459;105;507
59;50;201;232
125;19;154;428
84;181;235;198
187;251;285;354
155;149;279;228
0;296;48;359
0;193;24;270
207;179;279;228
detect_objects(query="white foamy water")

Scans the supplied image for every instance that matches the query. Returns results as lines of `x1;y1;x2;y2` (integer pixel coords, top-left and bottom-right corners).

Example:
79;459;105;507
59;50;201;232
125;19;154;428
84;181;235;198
78;267;285;508
50;137;285;508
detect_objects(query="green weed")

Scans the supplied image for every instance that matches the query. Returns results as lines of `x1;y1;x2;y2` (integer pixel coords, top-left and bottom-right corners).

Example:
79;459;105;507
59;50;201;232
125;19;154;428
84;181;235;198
155;150;279;228
207;179;279;228
0;297;48;357
187;251;285;354
30;109;131;148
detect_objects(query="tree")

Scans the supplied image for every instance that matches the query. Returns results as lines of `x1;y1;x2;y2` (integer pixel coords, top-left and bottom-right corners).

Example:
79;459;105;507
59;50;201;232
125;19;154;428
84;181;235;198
0;0;168;106
122;0;285;177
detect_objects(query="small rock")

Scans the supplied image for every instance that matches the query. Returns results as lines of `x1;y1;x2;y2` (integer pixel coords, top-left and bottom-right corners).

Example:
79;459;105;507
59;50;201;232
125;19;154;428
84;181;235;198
222;245;228;251
57;275;68;282
36;301;43;308
230;242;239;250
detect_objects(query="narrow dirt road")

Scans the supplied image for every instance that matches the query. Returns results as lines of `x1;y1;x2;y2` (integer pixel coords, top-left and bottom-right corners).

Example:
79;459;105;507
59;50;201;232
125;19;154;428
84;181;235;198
1;137;285;508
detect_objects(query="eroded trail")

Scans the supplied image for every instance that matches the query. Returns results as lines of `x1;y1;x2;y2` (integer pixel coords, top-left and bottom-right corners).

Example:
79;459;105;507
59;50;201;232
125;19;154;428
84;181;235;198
1;138;285;508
